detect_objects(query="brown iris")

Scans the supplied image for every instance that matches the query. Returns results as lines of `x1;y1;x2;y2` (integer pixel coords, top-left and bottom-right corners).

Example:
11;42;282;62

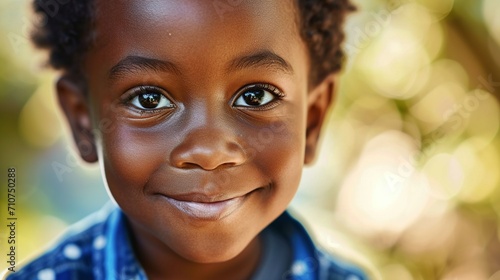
242;90;265;106
138;93;161;108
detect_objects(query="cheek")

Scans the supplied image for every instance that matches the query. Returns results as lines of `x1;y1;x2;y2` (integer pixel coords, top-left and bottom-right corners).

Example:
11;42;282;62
99;124;172;197
250;115;306;205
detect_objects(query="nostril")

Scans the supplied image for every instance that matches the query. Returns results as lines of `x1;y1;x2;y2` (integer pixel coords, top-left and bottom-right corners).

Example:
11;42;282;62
176;161;237;171
175;162;198;169
170;139;247;171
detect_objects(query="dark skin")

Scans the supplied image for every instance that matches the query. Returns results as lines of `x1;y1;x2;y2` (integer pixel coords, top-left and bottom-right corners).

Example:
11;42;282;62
57;0;335;279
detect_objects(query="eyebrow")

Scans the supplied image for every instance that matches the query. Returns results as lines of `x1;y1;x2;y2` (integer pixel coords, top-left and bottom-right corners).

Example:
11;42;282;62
108;50;293;80
226;50;294;75
108;55;181;80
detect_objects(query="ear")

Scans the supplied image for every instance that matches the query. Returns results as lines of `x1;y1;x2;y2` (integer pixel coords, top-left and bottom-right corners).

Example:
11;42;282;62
304;74;336;165
56;76;98;163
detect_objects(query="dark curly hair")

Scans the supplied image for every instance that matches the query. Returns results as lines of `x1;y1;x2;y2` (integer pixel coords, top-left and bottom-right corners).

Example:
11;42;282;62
31;0;355;86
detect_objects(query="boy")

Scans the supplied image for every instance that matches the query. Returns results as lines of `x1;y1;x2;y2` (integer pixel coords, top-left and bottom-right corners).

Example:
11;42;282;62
6;0;368;279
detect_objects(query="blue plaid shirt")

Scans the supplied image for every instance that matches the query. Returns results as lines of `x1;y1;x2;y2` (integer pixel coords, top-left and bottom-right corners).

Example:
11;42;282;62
4;204;368;280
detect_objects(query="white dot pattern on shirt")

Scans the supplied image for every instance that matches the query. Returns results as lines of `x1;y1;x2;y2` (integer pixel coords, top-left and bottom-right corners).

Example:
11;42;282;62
37;268;55;280
63;244;82;260
291;260;307;275
93;235;106;250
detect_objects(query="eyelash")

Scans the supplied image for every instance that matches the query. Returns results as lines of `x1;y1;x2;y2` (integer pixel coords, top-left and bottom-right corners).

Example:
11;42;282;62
234;83;286;111
121;83;286;114
122;85;172;115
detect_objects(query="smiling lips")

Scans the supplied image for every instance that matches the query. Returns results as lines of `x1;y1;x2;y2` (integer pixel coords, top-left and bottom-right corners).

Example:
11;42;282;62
163;195;247;221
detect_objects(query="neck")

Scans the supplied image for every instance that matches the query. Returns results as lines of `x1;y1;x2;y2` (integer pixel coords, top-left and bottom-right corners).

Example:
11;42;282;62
127;221;262;280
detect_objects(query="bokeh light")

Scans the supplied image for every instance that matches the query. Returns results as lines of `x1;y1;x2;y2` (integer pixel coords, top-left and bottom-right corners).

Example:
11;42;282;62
298;0;500;278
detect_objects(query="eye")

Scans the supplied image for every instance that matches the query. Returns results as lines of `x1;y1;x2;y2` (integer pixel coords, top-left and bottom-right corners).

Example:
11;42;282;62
126;86;174;111
233;84;284;108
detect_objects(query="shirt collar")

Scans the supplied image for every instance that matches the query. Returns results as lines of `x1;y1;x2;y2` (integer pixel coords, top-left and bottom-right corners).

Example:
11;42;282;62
103;207;147;280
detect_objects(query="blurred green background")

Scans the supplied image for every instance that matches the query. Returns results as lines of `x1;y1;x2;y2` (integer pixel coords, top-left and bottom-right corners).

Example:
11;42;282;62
1;0;500;279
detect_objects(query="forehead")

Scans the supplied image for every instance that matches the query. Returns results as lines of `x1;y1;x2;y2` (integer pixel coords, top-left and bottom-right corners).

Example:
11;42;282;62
86;0;308;80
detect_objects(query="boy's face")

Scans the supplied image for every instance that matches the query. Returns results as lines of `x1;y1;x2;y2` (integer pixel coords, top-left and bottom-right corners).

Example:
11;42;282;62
60;0;333;264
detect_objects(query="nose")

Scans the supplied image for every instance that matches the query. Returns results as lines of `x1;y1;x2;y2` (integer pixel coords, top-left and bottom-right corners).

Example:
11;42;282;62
170;128;247;170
